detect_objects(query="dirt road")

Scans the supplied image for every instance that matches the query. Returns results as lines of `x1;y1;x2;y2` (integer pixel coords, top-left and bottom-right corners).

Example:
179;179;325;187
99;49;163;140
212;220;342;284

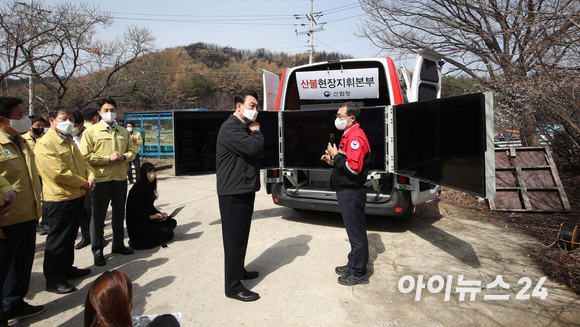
18;171;580;326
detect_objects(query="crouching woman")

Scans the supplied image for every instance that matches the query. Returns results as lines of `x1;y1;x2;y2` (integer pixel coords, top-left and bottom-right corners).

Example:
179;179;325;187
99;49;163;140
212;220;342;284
126;163;176;250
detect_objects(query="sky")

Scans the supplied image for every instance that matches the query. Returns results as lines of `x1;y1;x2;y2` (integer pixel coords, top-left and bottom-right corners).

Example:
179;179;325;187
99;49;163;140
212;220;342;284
42;0;383;60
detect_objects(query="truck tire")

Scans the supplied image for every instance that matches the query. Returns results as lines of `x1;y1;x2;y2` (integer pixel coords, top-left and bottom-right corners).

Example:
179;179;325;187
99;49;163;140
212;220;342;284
397;201;414;222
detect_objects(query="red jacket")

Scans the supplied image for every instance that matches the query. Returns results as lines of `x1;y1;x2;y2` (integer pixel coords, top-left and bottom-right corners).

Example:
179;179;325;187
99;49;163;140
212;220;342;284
331;124;371;190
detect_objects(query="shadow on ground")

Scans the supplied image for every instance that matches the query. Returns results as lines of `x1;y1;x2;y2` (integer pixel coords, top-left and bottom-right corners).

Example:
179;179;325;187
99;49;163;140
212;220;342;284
244;235;312;289
278;199;481;268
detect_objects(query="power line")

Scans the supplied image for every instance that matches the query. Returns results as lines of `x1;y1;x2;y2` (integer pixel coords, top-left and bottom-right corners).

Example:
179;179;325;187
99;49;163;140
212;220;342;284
313;2;371;58
113;16;297;25
325;13;366;23
109;11;295;18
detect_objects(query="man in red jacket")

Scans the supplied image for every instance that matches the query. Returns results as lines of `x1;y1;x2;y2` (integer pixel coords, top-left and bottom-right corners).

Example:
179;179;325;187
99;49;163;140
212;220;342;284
322;101;371;286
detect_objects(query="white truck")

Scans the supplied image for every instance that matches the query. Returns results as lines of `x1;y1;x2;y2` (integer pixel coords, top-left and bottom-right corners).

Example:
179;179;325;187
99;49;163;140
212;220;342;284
261;50;496;219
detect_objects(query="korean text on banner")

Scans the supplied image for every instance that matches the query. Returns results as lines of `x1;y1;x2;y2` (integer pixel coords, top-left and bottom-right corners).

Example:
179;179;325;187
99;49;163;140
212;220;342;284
296;68;379;100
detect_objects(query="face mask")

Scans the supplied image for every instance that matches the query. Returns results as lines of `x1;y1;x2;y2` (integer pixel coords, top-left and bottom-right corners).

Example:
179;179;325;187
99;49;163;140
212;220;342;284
56;120;74;134
147;172;156;182
334;117;351;131
127;127;133;132
242;108;258;121
44;127;50;133
72;126;80;135
8;116;32;133
101;112;116;123
32;127;44;136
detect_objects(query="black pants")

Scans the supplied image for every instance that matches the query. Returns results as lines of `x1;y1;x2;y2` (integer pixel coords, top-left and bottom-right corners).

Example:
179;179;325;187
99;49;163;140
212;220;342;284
127;154;140;183
336;188;369;277
90;180;127;255
0;220;36;324
43;197;83;283
218;192;255;295
78;192;92;241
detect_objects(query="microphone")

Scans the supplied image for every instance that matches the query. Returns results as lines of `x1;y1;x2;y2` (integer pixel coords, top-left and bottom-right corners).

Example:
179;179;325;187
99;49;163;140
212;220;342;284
329;133;335;145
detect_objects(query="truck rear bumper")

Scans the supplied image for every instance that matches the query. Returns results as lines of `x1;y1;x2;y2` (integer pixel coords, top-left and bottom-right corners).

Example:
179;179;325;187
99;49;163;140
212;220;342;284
270;183;411;217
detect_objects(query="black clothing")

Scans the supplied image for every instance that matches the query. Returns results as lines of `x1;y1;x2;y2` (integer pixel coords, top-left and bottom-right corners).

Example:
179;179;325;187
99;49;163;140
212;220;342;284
0;220;36;324
42;197;83;284
216;115;264;195
216;114;264;295
126;183;176;250
336;188;368;277
331;152;371;190
218;193;255;294
78;192;92;241
90;180;127;255
127;154;140;183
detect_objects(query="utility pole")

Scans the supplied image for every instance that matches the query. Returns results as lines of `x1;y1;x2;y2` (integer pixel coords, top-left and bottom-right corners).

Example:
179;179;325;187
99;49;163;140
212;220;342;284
28;0;35;115
295;0;325;64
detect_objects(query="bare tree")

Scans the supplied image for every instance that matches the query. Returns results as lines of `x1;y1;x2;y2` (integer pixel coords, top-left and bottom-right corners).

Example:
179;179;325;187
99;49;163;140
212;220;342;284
70;25;156;110
0;0;155;112
0;0;58;84
31;2;113;109
358;0;580;145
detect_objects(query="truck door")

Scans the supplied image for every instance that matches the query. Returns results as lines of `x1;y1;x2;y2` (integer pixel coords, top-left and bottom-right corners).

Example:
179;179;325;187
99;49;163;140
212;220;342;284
173;110;279;176
408;49;443;102
393;92;496;198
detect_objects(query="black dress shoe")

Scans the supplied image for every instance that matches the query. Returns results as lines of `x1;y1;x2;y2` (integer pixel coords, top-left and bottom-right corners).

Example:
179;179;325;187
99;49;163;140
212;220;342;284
94;253;106;266
66;267;91;279
112;247;134;255
38;224;49;236
226;289;260;302
75;238;91;250
46;281;76;294
243;270;259;280
6;302;44;323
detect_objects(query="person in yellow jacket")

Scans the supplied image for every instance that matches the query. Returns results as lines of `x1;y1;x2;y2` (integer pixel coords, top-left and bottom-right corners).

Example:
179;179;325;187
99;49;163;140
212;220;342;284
0;175;17;243
21;115;48;152
0;97;44;325
125;122;143;184
35;106;96;295
82;107;99;128
80;98;135;267
22;115;50;235
0;176;16;326
0;175;16;215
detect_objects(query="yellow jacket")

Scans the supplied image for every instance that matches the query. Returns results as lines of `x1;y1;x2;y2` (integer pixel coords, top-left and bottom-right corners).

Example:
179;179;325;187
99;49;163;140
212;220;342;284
34;129;95;202
128;130;143;154
0;132;42;227
21;130;44;151
0;175;14;207
80;121;135;183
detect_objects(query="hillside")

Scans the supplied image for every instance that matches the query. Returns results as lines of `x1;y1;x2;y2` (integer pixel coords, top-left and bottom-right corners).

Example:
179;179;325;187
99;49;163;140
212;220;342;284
8;42;353;114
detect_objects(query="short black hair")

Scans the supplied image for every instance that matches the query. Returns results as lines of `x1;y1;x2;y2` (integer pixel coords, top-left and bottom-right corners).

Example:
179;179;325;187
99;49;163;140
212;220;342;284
234;90;259;107
30;115;47;125
96;98;117;111
125;122;134;127
0;97;23;119
49;106;75;119
342;101;360;120
72;110;84;124
83;107;99;122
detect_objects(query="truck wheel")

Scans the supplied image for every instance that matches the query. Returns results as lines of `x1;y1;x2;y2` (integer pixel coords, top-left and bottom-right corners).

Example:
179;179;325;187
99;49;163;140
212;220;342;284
397;202;414;222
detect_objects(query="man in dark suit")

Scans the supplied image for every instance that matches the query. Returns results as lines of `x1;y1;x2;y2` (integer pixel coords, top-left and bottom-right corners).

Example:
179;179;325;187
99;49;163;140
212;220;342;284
216;90;264;302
